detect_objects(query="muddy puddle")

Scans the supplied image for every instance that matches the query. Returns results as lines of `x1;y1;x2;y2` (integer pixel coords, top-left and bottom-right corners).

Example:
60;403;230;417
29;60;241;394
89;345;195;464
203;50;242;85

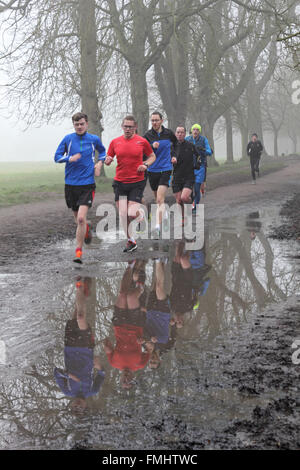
0;210;299;450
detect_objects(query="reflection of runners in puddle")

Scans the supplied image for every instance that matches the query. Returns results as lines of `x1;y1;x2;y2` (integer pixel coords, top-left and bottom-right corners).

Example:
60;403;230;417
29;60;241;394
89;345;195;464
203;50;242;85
246;211;262;240
170;241;194;327
190;246;211;310
54;277;105;414
103;262;152;388
54;112;106;264
143;259;175;369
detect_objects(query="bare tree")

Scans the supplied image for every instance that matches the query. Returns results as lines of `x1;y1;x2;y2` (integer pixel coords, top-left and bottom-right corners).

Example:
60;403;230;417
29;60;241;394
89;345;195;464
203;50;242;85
1;1;108;135
150;0;190;129
97;0;219;134
275;0;300;70
262;79;288;157
186;2;275;164
78;0;103;136
0;0;31;12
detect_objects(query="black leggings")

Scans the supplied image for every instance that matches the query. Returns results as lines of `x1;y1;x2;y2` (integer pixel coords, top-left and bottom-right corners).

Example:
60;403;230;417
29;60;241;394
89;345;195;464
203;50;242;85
250;155;260;180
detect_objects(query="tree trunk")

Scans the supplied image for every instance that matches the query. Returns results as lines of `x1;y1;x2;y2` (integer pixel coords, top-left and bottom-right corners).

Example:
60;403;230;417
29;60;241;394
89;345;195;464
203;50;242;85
129;64;149;135
240;125;249;159
204;118;219;167
79;0;103;136
288;130;297;154
78;0;105;175
273;129;279;158
224;109;234;163
153;17;189;130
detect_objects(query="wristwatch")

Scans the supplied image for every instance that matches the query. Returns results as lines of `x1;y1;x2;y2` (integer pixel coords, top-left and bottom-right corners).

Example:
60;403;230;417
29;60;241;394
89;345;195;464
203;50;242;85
144;162;149;168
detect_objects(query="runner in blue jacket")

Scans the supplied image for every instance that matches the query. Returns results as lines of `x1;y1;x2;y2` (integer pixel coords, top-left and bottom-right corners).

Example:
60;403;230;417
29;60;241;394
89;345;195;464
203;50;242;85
54;112;106;263
185;123;212;210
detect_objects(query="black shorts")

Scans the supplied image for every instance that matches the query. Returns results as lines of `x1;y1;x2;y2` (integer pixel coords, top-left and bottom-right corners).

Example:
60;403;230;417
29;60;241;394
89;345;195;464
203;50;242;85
64;319;95;348
112;180;145;203
172;178;194;193
112;306;146;327
147;291;171;314
65;184;96;212
148;170;172;192
141;172;148;189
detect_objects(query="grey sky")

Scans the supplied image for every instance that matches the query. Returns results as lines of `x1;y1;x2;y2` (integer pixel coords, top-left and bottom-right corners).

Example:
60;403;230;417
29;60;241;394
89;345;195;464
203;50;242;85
0;112;295;163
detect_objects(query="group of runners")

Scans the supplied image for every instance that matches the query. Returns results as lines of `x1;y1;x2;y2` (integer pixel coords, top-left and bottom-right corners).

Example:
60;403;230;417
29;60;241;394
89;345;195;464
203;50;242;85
54;111;212;263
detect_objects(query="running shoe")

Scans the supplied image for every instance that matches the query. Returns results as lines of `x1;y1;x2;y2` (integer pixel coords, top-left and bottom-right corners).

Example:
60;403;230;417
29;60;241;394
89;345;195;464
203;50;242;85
123;240;138;253
84;223;92;244
73;248;83;264
251;180;256;185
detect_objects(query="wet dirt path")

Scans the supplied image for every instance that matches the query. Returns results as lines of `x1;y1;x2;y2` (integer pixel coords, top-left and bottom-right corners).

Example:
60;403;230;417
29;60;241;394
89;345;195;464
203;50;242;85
0;159;299;449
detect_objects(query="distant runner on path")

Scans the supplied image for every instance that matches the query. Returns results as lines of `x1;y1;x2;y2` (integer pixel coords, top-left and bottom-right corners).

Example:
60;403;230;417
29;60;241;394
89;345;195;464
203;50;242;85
105;115;156;253
54;112;106;264
247;133;264;185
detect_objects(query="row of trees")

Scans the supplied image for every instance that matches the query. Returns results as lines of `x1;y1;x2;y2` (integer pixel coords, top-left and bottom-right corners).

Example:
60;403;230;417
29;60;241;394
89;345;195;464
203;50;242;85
0;0;299;164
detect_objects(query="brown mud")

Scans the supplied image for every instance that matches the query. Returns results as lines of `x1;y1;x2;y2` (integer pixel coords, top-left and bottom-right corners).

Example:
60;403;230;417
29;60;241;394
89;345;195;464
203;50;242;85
0;157;299;450
270;192;300;242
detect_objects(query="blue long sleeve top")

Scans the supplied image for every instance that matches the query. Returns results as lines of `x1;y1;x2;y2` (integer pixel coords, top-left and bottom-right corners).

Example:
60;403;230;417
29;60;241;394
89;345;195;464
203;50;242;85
54;132;106;185
186;134;212;183
54;346;105;397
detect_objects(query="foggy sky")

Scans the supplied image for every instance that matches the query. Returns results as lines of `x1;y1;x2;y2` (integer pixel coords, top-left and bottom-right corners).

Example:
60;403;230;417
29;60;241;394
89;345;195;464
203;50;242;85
0;114;120;163
0;111;296;163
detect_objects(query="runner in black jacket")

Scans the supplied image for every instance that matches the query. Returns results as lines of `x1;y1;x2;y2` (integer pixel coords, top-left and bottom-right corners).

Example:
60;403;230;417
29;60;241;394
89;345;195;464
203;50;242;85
247;133;263;184
171;126;201;223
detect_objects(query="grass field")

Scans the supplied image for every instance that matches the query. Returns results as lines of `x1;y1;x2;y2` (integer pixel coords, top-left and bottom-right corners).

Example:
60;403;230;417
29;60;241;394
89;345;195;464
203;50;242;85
0;158;285;208
0;161;115;207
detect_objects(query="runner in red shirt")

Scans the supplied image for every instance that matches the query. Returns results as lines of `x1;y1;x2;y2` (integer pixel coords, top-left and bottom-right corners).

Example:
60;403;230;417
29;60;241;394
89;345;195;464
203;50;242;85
105;115;156;252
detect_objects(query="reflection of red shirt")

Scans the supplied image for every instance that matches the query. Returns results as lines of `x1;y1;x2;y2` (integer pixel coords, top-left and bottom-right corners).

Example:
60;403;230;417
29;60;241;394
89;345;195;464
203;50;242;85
107;134;153;183
106;325;150;371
